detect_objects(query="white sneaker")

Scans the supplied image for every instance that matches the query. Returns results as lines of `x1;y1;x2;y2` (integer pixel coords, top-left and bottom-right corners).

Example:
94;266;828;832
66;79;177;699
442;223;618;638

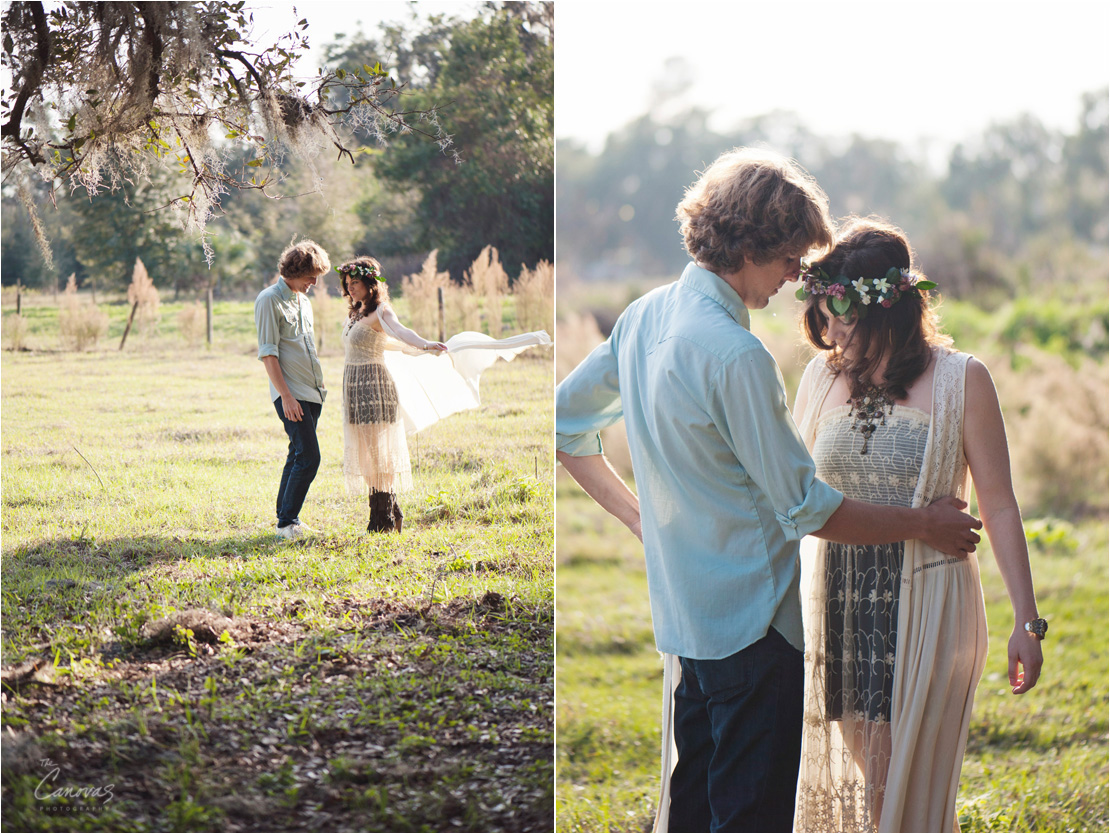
294;522;316;534
276;524;303;540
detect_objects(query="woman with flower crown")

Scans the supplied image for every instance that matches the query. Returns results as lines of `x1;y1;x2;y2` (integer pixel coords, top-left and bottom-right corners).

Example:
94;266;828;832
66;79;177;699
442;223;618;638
790;218;1044;832
337;256;447;533
337;255;551;533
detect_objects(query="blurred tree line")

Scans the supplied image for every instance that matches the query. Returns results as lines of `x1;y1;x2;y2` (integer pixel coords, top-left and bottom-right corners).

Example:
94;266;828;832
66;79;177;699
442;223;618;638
556;89;1107;307
0;2;553;297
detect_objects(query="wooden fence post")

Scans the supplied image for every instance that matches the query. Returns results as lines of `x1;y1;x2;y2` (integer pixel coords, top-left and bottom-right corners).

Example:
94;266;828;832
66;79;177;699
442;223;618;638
206;286;214;346
119;301;140;350
437;286;446;343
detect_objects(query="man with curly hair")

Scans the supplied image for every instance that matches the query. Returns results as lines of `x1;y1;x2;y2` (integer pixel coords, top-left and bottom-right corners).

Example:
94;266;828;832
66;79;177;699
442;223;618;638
255;240;331;540
555;149;982;831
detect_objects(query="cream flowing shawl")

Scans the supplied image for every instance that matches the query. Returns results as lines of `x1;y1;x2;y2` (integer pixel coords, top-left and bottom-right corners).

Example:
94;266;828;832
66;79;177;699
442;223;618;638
793;349;988;833
376;316;551;434
653;349;987;833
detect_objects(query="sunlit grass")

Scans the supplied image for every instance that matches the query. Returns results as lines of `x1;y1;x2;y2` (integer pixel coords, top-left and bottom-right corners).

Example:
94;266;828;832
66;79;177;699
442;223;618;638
1;321;554;832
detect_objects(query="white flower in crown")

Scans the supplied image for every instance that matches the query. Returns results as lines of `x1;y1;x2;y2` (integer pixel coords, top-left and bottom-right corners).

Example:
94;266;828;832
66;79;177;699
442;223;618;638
852;277;870;297
874;276;891;293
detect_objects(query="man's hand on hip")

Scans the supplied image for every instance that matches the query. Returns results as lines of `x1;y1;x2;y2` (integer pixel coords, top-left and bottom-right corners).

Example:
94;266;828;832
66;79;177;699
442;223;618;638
919;497;982;557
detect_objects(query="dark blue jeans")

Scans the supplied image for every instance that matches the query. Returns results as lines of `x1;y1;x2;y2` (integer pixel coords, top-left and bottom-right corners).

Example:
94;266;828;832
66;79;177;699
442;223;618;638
273;399;322;528
669;627;804;833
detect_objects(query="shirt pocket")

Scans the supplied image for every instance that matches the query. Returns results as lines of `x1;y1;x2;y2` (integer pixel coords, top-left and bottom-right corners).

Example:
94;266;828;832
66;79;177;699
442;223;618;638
278;307;301;338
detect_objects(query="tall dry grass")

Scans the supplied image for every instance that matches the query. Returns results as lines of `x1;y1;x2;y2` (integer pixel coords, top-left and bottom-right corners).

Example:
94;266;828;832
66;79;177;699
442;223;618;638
177;302;205;347
401;250;450;338
987;348;1109;518
59;273;109;351
127;258;160;336
466;245;509;338
3;314;30;351
514;260;554;336
447;283;481;336
398;249;554;341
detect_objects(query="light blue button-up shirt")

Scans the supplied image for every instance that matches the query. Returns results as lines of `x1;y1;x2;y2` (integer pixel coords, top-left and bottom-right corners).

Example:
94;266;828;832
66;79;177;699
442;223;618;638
556;262;843;659
255;279;327;404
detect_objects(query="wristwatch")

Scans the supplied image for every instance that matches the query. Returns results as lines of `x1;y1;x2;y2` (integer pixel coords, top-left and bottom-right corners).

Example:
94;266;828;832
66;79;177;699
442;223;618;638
1024;618;1048;640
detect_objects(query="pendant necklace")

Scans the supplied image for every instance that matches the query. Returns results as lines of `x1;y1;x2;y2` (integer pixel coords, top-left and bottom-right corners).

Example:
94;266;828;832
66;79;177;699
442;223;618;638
847;385;895;454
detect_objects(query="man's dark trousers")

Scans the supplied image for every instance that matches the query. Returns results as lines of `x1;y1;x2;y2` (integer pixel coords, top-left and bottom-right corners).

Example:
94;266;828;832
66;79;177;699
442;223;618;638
274;399;322;528
668;627;804;833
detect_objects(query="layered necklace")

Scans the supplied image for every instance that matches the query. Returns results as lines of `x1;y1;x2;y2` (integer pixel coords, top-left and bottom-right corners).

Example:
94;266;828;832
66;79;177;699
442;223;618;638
847;385;895;454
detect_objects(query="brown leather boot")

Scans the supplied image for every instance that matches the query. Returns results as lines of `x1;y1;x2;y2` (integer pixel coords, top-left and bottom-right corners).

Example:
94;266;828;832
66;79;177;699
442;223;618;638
367;490;394;533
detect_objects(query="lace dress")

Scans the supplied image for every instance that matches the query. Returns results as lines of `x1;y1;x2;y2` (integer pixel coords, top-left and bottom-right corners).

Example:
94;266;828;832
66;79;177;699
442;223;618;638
794;350;989;833
813;405;930;727
341;317;412;495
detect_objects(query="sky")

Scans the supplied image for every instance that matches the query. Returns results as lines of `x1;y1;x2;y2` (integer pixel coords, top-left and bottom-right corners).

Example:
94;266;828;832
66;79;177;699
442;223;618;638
555;0;1109;158
245;0;1108;164
244;1;483;73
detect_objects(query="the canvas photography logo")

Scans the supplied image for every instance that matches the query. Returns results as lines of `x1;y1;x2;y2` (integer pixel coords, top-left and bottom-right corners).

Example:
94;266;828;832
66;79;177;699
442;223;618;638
32;756;116;812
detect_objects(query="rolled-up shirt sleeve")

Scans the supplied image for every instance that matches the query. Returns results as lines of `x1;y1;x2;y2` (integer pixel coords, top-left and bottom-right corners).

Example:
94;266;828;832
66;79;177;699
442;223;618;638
555;333;624;457
709;344;843;540
255;294;280;360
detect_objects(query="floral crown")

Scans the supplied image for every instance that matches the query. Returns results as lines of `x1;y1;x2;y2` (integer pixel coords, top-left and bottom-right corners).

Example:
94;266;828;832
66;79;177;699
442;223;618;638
336;261;384;282
796;263;936;320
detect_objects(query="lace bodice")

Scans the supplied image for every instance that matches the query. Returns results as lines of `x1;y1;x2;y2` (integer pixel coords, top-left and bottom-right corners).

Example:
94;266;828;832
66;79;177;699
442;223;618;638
343;317;387;364
812;406;930;507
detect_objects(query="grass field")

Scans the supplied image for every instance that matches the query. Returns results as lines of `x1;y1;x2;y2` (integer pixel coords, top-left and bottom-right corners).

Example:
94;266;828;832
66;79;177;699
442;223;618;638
0;302;554;832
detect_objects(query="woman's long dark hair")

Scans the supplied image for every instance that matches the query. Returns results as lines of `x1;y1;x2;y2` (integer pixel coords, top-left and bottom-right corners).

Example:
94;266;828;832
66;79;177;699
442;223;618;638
800;218;949;400
338;256;390;319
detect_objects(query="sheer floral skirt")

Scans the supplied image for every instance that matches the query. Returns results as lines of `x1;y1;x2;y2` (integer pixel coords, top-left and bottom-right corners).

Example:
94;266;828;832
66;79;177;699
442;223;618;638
797;541;900;833
342;361;412;495
825;542;902;722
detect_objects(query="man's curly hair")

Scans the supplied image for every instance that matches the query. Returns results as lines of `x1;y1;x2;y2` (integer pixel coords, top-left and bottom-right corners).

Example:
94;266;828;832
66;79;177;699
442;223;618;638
676;148;834;274
277;240;331;280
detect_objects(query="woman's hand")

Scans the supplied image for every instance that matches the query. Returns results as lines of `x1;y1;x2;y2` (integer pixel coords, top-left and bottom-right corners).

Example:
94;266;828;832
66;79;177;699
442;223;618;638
1008;625;1043;694
423;341;448;353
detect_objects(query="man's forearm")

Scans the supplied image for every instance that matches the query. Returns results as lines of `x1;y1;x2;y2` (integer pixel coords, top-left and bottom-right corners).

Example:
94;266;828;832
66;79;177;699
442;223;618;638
261;355;293;399
556;451;641;540
815;496;981;557
814;497;922;545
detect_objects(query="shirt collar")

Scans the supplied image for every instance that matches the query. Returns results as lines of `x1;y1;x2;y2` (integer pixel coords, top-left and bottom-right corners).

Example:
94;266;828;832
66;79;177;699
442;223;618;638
278;279;296;301
678;262;751;330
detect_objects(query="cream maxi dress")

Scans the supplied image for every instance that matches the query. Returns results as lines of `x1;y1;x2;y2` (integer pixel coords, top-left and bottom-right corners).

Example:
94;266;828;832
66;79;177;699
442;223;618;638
793;349;989;833
341;316;413;495
340;308;551;495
